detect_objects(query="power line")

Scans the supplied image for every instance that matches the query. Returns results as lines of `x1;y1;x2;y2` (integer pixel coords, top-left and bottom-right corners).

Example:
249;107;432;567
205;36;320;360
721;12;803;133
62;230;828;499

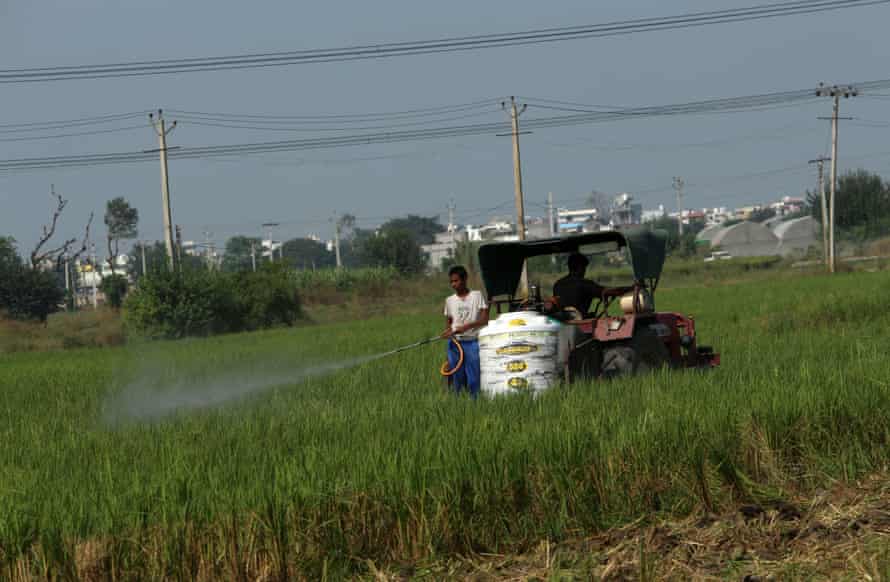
0;111;147;133
0;124;147;143
166;99;498;122
4;79;890;172
0;0;885;83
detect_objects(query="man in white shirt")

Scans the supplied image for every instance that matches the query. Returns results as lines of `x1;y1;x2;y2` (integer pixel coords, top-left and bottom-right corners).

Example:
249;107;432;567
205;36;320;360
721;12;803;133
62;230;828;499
442;265;489;397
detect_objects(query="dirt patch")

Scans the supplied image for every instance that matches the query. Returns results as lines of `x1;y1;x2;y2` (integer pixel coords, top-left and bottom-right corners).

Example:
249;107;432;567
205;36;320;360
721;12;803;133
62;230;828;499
386;474;890;581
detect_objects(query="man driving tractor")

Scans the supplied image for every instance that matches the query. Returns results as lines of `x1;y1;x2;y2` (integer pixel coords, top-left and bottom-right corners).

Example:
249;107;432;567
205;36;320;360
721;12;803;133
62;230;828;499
550;252;632;318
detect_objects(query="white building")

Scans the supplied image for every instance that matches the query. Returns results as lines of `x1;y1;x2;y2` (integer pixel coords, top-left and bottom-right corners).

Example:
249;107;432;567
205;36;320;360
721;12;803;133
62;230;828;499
641;205;666;223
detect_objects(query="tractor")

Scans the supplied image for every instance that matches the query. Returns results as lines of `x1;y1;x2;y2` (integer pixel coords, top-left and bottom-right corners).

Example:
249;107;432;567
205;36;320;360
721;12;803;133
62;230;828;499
474;227;719;395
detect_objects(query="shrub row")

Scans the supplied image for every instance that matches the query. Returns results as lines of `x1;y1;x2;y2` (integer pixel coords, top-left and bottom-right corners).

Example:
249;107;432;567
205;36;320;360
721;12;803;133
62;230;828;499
124;264;302;339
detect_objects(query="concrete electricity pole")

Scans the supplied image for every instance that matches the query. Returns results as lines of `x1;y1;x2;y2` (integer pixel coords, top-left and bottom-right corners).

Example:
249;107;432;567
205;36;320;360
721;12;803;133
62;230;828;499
808;156;831;268
547;192;556;265
547;192;555;237
673;177;685;237
148;110;178;270
140;241;147;276
203;230;213;270
447;199;456;258
816;83;857;274
175;225;183;266
502;96;529;297
332;214;342;269
250;241;257;272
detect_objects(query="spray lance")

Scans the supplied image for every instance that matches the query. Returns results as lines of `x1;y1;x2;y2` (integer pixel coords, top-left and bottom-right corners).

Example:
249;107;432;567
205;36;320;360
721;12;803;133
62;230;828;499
373;335;465;377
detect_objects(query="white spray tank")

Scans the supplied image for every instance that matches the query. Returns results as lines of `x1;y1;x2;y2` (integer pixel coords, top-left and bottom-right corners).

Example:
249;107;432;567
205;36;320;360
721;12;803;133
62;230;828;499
478;310;569;396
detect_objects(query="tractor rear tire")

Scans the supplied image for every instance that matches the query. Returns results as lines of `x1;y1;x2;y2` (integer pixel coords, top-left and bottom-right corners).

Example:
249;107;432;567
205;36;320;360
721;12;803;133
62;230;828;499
601;328;670;378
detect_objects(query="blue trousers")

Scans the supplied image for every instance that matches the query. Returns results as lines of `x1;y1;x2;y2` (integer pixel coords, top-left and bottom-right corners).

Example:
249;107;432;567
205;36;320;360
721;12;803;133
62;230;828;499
447;339;480;398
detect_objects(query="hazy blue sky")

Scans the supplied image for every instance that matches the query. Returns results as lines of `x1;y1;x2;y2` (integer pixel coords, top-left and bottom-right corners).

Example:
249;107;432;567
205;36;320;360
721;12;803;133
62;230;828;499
2;1;889;253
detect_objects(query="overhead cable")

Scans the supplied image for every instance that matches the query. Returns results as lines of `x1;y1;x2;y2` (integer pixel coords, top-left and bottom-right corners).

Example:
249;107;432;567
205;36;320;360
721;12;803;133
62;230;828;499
0;0;886;82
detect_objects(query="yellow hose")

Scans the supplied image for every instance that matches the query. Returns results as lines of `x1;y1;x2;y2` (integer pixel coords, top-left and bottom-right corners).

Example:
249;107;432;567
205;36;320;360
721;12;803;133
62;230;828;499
439;336;464;377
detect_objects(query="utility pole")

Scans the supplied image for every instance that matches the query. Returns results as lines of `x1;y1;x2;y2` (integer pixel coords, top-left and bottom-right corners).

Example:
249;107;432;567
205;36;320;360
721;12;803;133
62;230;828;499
65;253;71;295
332;214;342;269
447;198;456;260
203;230;213;270
90;241;98;309
140;241;147;276
250;241;257;272
547;192;556;265
502;96;529;297
175;225;183;267
148;110;177;270
808;156;831;267
673;177;685;237
816;83;857;274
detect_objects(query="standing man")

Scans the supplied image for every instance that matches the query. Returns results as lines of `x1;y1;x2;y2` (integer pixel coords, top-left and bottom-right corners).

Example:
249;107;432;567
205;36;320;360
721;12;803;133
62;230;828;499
442;265;489;397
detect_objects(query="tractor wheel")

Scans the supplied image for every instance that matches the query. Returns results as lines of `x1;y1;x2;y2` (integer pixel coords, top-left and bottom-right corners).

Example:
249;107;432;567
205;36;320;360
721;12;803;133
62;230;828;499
601;328;670;378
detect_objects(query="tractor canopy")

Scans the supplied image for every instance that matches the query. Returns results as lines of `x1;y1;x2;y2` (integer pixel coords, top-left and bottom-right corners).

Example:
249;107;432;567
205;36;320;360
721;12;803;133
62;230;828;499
478;227;668;298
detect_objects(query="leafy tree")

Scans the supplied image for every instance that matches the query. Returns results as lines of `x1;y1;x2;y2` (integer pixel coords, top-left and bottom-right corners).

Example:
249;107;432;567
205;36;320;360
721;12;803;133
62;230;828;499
128;241;170;280
359;228;427;274
808;169;890;239
0;236;19;271
99;274;128;309
222;236;262;272
379;215;444;245
648;216;704;257
281;238;335;270
0;242;64;322
104;197;139;276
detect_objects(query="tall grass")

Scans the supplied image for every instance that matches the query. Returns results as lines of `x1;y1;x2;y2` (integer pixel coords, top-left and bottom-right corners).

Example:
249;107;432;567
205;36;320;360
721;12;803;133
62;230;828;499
2;270;890;578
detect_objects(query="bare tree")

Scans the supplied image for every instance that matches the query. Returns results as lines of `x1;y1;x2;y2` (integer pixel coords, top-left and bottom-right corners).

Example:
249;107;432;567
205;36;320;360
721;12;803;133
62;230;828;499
30;185;94;271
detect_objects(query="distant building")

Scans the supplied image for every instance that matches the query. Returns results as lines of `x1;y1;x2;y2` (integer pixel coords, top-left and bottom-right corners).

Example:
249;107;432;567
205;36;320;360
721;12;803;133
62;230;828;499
261;238;282;259
641;205;666;223
466;220;515;242
769;196;806;217
705;207;732;225
611;193;642;227
682;209;706;225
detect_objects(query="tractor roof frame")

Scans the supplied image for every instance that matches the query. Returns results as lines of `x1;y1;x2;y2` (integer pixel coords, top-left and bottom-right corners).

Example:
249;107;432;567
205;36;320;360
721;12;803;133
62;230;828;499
478;227;668;298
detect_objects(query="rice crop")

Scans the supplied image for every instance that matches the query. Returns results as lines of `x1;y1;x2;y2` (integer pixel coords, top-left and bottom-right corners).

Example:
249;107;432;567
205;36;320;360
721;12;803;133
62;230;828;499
2;269;890;579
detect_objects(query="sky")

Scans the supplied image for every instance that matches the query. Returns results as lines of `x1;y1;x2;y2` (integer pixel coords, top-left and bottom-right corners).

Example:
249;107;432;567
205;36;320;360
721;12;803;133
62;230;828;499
2;0;890;254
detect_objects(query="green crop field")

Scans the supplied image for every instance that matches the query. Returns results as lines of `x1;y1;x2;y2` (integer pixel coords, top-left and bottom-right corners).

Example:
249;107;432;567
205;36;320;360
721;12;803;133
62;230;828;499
3;269;890;579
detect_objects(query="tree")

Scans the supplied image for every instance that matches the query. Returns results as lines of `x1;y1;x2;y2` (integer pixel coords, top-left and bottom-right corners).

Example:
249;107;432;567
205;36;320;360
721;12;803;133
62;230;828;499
30;186;94;270
99;274;128;309
281;238;335;269
222;236;262;272
129;241;170;280
807;169;890;241
359;228;427;274
0;240;63;322
104;197;139;276
379;215;444;245
0;236;19;271
648;216;704;257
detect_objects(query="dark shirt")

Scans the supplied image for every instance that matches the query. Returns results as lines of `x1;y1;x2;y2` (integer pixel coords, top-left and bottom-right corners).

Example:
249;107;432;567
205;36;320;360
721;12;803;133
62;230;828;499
553;275;604;316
